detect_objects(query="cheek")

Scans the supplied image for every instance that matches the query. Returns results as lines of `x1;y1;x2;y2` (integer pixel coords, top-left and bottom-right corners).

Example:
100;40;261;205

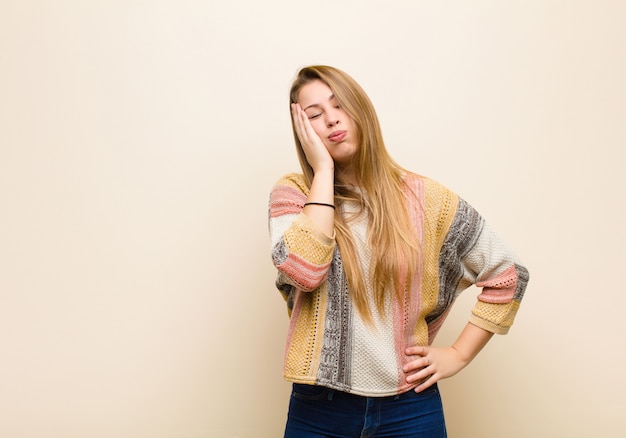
309;120;327;138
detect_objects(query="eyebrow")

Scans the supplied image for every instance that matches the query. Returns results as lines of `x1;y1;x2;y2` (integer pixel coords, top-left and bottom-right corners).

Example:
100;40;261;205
303;94;336;111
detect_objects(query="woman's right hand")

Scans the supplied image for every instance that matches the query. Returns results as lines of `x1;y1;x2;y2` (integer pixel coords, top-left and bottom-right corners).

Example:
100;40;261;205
291;103;334;174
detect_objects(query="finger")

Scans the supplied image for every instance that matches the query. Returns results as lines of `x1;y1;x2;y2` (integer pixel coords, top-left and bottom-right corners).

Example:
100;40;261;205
402;356;432;374
405;345;428;356
413;374;439;393
291;104;306;141
407;356;437;377
292;104;309;138
299;110;317;146
294;107;326;161
301;112;317;139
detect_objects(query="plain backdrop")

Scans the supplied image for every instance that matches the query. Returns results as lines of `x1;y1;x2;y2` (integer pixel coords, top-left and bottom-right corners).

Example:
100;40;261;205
1;1;625;437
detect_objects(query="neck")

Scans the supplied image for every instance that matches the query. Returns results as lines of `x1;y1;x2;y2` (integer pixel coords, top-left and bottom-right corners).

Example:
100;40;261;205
336;165;358;187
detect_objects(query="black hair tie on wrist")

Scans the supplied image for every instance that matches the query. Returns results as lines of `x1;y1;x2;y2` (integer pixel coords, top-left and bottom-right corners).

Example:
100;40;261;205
304;202;336;210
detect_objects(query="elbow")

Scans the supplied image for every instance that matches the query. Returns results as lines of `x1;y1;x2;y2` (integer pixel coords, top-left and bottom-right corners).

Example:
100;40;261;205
274;258;331;292
294;275;328;292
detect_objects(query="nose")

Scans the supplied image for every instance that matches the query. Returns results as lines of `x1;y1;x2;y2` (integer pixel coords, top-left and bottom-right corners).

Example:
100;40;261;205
326;113;340;128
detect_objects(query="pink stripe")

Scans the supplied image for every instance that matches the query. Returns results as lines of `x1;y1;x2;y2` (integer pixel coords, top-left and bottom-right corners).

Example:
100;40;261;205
270;186;305;218
476;265;517;304
279;253;331;291
394;175;425;390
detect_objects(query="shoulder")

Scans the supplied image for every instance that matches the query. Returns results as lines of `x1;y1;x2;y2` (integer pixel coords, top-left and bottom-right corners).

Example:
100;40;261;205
269;173;309;212
402;172;457;201
272;173;309;193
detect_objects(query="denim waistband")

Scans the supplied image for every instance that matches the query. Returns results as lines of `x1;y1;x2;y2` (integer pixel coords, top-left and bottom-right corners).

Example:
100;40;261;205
293;382;439;401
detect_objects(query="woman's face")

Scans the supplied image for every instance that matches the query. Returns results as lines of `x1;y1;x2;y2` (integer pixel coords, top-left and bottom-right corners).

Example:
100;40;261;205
296;80;358;168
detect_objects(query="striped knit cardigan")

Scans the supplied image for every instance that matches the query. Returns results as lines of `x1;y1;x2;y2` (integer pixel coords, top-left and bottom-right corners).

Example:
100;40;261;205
268;172;529;397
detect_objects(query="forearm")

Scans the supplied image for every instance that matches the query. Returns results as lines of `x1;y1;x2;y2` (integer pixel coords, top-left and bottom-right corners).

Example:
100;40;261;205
451;322;494;365
303;167;335;237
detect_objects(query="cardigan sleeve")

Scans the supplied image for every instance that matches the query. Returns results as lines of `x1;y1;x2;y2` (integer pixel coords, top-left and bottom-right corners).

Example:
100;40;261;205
462;219;530;334
439;195;530;335
268;174;336;294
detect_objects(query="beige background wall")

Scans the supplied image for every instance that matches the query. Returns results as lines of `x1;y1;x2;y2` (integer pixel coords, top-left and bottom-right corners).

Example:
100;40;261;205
1;1;624;437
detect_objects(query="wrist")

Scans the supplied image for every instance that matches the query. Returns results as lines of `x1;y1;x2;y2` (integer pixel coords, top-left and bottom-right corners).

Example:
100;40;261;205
304;201;335;209
450;345;472;366
312;164;334;176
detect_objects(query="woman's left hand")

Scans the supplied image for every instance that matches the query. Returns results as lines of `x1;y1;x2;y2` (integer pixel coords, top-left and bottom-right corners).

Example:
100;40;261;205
404;324;494;393
403;345;470;393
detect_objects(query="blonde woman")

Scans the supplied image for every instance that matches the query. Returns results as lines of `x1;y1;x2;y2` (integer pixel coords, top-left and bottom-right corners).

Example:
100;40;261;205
268;65;529;437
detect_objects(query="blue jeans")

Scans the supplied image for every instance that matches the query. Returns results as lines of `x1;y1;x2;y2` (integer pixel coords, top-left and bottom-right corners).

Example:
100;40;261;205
284;383;447;438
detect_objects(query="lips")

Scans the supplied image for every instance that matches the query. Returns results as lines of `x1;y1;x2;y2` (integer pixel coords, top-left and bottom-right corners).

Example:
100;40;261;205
328;130;347;142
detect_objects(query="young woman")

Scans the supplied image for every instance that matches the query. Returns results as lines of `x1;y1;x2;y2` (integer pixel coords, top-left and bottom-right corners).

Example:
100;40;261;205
268;65;529;438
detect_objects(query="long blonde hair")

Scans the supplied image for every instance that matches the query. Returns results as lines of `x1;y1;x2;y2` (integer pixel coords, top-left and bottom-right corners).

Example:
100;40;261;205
289;65;420;323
